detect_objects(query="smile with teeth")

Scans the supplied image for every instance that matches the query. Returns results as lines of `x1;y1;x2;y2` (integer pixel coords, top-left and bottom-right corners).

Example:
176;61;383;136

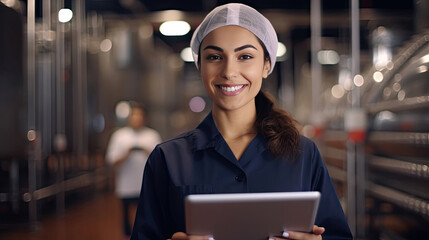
218;85;245;92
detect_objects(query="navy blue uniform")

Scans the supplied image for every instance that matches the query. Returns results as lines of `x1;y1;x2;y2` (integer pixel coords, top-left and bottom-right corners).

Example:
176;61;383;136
131;113;352;240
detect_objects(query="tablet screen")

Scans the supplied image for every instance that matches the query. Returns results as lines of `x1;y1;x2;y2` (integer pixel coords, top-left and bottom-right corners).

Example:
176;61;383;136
185;191;320;240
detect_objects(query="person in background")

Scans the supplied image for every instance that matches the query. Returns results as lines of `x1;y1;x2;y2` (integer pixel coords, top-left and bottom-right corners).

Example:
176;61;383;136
131;3;352;240
106;102;162;240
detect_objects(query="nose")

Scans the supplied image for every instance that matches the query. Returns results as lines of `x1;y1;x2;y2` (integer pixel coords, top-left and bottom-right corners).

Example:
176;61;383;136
222;58;238;80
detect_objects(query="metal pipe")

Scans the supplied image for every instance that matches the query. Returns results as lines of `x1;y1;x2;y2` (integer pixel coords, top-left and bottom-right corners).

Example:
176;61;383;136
72;0;88;162
368;132;429;146
368;156;429;179
310;0;322;117
350;1;365;238
346;141;356;236
356;142;365;238
351;0;360;108
55;0;66;215
26;0;37;230
77;0;88;159
23;168;109;202
367;182;429;217
42;0;53;157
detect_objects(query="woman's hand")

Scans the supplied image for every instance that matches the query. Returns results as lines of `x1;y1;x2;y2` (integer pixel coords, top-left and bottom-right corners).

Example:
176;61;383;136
169;232;214;240
169;225;324;240
268;225;325;240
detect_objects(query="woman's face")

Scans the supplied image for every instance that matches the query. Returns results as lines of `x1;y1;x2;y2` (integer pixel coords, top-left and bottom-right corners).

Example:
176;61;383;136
199;25;270;112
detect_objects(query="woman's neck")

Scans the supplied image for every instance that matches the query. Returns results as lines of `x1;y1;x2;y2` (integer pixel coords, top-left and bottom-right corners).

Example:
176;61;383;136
212;102;257;141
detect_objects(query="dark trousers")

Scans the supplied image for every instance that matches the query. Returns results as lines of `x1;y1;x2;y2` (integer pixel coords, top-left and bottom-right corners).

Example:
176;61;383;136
121;197;139;236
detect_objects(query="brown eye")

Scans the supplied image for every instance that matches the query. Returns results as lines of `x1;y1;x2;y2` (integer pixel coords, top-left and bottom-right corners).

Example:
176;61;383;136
239;54;253;60
206;55;222;61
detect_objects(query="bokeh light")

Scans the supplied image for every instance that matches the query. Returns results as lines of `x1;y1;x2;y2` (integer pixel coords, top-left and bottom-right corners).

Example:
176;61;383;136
58;8;73;23
159;21;190;36
115;101;131;119
189;96;206;113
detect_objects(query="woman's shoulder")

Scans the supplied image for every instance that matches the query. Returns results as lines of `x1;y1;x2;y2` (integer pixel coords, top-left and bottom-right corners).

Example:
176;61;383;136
298;135;318;150
156;127;207;150
147;128;210;169
296;135;323;163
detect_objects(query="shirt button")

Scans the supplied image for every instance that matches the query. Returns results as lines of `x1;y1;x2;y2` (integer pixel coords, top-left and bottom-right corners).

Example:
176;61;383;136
235;174;245;182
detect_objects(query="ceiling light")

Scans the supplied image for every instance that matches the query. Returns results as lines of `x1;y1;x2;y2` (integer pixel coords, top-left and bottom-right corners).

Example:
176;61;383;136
277;42;287;58
317;50;339;65
159;21;190;36
180;47;194;62
58;8;73;23
115;101;131;119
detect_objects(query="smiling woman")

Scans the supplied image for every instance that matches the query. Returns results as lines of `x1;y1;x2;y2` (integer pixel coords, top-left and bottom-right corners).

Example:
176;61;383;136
199;26;268;114
130;3;352;240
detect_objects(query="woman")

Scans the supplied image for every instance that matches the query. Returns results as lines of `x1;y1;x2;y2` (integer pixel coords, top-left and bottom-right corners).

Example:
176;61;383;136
131;3;352;240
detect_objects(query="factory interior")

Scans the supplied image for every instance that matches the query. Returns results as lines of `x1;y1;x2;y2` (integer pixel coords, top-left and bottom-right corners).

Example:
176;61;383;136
0;0;429;239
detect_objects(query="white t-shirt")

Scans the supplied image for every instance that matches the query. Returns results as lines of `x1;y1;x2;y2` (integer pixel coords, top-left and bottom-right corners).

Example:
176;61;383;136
106;126;161;198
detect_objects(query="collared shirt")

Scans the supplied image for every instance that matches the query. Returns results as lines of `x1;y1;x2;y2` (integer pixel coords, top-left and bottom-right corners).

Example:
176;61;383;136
131;113;352;240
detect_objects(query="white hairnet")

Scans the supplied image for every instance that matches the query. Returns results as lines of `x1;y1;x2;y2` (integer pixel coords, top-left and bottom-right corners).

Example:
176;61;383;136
190;3;278;74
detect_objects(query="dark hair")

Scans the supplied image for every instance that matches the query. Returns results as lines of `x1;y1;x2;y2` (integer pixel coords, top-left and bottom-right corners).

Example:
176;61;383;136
256;38;300;159
129;101;146;112
255;91;300;159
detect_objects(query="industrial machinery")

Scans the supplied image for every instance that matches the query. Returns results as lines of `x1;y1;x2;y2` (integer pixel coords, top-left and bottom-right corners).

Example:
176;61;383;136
320;30;429;239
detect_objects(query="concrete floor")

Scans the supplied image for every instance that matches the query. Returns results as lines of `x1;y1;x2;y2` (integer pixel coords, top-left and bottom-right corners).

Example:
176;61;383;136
1;191;129;240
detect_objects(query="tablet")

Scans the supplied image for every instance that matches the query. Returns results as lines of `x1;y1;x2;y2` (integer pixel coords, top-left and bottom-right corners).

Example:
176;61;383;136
185;191;320;240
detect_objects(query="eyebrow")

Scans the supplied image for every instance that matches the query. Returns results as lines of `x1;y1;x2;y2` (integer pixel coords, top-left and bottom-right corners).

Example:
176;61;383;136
203;44;257;52
234;44;257;52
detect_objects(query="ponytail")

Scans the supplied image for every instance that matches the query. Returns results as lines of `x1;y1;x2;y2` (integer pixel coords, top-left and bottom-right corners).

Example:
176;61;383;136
255;91;300;159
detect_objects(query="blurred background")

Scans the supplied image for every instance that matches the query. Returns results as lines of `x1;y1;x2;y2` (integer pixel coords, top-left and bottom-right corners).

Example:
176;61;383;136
0;0;428;239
